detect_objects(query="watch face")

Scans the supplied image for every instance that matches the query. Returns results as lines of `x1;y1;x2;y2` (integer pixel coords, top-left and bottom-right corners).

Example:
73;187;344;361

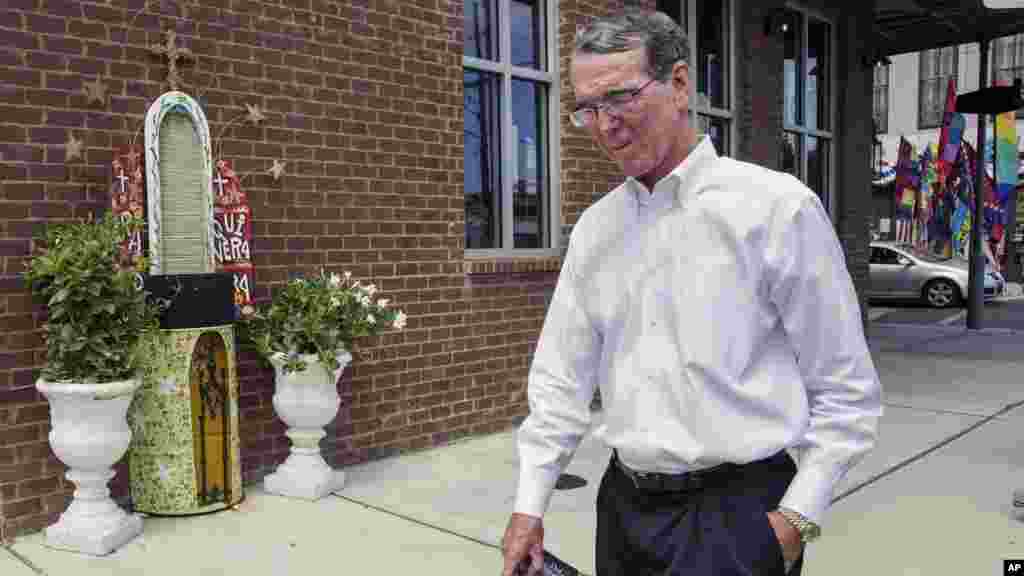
803;525;822;541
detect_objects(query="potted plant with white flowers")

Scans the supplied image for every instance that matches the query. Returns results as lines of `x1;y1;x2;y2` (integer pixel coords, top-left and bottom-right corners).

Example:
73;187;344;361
24;212;160;556
238;269;406;500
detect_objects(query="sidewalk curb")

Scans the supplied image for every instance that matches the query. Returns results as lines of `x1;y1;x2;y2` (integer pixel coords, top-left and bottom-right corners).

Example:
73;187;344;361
871;322;1024;336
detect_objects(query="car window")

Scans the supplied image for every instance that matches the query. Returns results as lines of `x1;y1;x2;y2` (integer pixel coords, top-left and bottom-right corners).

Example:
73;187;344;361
871;247;901;265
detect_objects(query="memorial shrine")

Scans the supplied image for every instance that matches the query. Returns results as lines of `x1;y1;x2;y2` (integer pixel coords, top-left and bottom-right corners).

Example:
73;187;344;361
120;88;252;515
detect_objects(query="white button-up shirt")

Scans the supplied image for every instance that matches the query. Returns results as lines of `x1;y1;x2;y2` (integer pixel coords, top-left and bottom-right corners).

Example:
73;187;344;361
514;136;882;526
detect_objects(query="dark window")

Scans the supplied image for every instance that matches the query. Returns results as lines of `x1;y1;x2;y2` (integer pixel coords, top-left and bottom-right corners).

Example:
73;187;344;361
781;9;832;210
993;34;1024;115
463;0;553;251
873;64;889;134
918;46;957;129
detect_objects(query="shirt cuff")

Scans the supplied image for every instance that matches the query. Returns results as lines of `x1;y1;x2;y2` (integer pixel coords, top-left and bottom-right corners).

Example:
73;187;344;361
778;461;839;527
513;464;561;518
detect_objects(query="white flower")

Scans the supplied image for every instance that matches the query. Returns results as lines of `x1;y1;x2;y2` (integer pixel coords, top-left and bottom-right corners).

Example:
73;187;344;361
330;295;341;308
367;314;376;325
343;271;352;282
393;311;407;329
377;299;390;308
158;377;177;395
328;273;341;288
366;284;378;297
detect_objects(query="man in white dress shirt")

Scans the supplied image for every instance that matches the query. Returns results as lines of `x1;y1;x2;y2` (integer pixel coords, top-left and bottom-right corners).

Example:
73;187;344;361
500;9;882;576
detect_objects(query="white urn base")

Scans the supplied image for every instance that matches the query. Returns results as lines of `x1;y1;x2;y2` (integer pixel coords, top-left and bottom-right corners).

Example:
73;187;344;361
263;451;346;501
35;378;144;556
264;352;351;501
44;501;143;556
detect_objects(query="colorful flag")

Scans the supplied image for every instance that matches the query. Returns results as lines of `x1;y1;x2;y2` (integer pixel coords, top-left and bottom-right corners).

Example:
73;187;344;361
995;84;1018;207
937;77;966;182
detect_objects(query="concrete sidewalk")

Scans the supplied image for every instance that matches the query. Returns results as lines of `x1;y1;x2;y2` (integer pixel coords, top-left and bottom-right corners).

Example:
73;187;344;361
4;324;1024;575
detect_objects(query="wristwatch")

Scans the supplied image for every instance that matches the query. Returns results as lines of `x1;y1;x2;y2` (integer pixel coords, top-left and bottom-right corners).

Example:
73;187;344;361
776;507;821;543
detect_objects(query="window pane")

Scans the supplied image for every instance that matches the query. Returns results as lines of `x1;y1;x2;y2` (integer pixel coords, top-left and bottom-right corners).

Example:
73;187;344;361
464;69;502;249
919;80;930;125
782;10;803;126
920;51;934;79
511;79;547;249
920;78;941;128
942;46;955;76
464;0;499;61
697;0;727;110
511;0;544;70
698;114;728;156
873;87;888;133
996;38;1009;70
780;131;801;178
807;136;829;209
807;19;830;131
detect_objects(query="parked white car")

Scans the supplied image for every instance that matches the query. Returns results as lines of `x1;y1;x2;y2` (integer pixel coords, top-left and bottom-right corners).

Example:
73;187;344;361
868;242;1005;308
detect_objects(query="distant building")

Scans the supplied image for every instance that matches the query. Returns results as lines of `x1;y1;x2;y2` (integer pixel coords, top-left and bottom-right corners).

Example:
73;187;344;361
874;36;1024;167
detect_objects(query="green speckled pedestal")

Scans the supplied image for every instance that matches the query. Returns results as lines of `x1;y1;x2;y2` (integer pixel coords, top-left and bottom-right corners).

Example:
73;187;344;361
127;326;242;515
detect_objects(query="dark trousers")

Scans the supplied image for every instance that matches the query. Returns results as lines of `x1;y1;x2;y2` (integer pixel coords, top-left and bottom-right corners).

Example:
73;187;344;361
596;451;804;576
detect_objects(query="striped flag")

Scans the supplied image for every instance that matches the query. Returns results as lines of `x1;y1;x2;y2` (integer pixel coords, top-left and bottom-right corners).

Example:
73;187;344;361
937;77;966;183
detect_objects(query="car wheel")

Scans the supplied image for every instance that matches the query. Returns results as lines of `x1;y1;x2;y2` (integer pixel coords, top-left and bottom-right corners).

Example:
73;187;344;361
923;278;961;308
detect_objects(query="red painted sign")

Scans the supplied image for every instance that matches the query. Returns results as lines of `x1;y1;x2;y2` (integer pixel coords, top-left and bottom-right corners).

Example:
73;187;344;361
111;145;145;266
212;159;254;314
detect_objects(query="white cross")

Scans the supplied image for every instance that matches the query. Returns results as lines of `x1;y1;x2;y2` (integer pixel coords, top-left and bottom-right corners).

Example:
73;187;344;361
116;169;130;195
214;172;227;198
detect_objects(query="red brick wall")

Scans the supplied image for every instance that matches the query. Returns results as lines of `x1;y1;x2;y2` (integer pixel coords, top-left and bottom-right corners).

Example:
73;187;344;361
0;0;662;538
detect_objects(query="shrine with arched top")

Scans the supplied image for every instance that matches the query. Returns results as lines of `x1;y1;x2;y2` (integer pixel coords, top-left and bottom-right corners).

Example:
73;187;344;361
125;90;246;516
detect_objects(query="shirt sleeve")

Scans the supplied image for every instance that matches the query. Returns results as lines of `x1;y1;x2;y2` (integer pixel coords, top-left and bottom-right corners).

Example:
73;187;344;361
513;236;602;519
764;189;883;526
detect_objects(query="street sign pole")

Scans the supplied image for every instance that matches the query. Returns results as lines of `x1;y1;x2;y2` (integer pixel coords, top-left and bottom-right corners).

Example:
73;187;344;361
967;36;989;330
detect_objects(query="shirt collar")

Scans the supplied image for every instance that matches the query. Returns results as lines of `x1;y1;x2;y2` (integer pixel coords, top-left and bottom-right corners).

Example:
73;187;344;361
626;135;718;210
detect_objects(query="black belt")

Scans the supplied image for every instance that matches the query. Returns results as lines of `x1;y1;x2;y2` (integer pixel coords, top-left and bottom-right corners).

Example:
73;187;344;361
611;450;769;492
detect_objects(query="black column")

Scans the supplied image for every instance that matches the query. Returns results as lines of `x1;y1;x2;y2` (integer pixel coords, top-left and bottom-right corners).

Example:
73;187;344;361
968;36;989;329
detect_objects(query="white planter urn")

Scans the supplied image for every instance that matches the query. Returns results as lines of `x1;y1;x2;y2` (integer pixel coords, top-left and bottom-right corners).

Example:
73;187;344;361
263;352;351;500
35;378;143;556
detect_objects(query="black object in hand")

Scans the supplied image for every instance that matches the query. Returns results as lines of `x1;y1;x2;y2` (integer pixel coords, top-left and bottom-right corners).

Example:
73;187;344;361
516;549;581;576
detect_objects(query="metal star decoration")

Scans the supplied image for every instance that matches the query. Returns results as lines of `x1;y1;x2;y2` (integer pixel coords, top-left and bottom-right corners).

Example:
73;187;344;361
83;78;107;106
244;103;266;125
268;159;286;181
64;133;83;162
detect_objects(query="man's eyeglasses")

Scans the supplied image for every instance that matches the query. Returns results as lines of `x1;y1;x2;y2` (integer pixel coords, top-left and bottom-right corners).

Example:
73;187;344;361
570;77;659;128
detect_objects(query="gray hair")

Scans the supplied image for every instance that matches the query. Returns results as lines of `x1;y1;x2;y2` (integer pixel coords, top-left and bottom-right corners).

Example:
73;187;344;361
573;9;689;81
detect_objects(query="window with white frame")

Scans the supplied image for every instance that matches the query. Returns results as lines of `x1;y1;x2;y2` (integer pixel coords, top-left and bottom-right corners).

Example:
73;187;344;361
463;0;557;252
658;0;734;156
993;33;1024;114
781;7;832;210
918;46;957;129
873;63;889;134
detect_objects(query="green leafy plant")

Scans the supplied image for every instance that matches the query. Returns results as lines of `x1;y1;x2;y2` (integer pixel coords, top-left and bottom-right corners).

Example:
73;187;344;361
24;212;161;384
237;269;407;374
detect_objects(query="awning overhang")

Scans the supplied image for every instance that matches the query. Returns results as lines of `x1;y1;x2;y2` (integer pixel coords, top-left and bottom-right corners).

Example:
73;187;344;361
876;0;1024;57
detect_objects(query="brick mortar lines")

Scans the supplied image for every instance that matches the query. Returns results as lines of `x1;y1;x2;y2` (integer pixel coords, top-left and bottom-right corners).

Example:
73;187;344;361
0;0;551;537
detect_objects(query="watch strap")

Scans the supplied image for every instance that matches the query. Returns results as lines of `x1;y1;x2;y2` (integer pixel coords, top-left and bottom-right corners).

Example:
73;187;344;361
776;507;821;543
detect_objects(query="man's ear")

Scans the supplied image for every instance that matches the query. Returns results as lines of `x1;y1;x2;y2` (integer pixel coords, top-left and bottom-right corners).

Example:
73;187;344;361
671;61;689;110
